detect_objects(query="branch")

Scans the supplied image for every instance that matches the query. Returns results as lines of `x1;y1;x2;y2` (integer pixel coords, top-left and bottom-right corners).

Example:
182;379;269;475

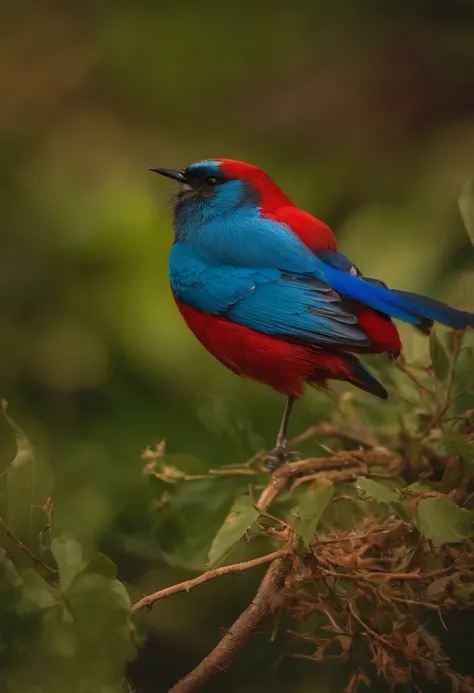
165;459;301;693
420;332;473;439
0;516;58;576
168;558;289;693
156;449;400;691
420;378;474;439
132;549;290;613
290;422;377;449
147;448;398;691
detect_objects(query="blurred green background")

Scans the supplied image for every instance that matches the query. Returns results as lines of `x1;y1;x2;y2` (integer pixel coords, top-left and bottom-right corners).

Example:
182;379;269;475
1;1;474;691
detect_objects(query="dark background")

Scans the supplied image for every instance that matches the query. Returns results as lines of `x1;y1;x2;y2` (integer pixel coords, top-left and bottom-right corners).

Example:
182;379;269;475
1;2;474;691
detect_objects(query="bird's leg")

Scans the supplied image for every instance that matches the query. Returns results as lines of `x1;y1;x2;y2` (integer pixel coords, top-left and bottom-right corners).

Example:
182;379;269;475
266;396;296;470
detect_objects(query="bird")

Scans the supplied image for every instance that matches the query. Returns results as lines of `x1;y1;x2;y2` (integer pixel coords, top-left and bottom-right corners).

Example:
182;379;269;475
150;159;474;468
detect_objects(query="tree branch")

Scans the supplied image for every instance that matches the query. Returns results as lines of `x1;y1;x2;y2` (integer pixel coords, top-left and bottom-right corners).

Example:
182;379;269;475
168;557;289;693
164;460;301;693
146;449;398;692
132;549;290;613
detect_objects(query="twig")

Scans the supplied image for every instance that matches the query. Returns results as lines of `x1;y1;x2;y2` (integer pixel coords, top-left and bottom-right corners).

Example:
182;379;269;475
145;407;464;692
290;422;377;449
420;379;474;439
153;451;401;691
132;550;290;613
347;600;393;649
164;448;399;691
396;361;433;398
419;333;470;439
0;516;57;576
387;594;442;611
445;331;463;406
166;460;301;693
168;558;289;693
321;566;422;582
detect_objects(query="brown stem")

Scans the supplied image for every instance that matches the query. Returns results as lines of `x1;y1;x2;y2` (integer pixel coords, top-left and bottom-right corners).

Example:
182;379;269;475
0;516;57;576
420;378;474;439
290;422;377;449
419;333;471;439
168;558;289;693
165;459;301;692
396;361;433;402
347;600;393;649
159;449;397;691
133;550;290;613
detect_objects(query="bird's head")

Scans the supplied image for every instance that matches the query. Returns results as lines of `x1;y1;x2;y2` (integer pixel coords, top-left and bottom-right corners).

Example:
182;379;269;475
150;159;292;233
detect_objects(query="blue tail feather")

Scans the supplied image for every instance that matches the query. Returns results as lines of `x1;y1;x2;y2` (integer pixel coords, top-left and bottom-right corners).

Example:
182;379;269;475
325;268;474;331
390;290;474;330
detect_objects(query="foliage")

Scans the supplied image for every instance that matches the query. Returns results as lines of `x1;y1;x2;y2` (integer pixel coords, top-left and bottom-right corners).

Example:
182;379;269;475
2;335;474;693
0;405;136;693
1;5;474;691
140;331;474;692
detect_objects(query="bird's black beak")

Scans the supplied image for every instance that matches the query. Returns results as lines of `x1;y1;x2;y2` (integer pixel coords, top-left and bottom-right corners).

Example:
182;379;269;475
149;167;187;184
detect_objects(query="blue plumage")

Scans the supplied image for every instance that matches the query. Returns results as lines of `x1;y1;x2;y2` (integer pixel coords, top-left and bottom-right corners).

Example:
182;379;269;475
325;267;474;330
170;199;474;344
154;157;474;469
169;242;369;347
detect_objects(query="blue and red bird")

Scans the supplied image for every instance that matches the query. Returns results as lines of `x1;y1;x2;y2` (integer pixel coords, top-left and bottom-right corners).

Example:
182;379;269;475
151;159;474;467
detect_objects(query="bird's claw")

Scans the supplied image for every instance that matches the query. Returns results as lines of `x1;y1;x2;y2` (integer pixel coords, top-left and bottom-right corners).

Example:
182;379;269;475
266;444;299;470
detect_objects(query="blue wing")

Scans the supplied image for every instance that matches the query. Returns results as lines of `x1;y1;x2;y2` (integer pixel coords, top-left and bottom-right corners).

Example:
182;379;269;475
315;249;474;331
324;266;474;329
172;208;474;335
169;242;369;347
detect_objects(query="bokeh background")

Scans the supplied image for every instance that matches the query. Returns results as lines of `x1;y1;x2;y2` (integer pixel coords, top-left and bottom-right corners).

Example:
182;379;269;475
2;1;474;691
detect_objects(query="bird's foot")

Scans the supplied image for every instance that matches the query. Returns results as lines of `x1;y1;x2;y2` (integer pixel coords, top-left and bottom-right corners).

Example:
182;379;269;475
266;442;298;470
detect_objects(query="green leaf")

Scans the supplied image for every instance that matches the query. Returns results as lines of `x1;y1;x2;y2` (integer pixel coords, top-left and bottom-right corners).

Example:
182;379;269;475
40;606;77;658
207;495;260;565
110;579;133;614
416;497;474;544
434;436;474;469
154;478;241;570
84;552;117;579
1;404;53;552
405;481;435;495
459;178;474;245
0;401;18;476
430;331;449;382
356;477;399;503
51;534;85;592
18;568;57;613
444;330;463;357
66;572;135;653
0;547;22;588
295;480;334;546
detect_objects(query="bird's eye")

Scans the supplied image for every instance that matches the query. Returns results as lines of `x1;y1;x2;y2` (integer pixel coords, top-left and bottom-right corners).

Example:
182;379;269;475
205;176;219;188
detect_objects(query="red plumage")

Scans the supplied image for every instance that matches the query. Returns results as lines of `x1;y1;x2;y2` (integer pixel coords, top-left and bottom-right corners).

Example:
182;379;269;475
355;306;401;355
176;300;369;398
